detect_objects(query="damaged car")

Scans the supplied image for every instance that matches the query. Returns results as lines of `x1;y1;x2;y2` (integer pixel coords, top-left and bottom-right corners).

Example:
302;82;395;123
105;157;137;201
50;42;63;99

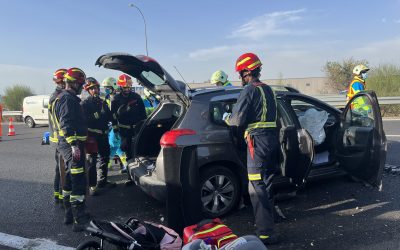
96;53;387;218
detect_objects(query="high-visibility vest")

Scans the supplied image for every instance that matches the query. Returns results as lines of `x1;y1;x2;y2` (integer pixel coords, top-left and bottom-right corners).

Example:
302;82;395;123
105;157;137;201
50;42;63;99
347;76;365;101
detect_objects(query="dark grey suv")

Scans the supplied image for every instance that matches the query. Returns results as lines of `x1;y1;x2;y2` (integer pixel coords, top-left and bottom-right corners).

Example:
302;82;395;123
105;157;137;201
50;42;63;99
96;53;387;218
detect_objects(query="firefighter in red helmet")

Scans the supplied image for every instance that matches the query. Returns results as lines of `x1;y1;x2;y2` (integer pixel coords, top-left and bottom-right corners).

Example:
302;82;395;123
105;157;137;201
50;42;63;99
224;53;280;245
81;77;115;196
111;74;146;184
53;67;89;232
49;69;67;205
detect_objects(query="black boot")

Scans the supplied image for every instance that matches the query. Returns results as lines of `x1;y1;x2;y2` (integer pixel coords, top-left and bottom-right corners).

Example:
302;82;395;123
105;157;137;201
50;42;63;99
63;197;73;225
71;202;90;232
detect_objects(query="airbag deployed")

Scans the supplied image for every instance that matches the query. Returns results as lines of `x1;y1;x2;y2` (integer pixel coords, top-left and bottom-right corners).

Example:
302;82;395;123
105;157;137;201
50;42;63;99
298;108;328;145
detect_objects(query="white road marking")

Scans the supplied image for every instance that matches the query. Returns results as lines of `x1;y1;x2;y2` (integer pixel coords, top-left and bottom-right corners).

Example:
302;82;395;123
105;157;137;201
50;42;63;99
0;232;74;250
383;118;400;121
386;135;400;137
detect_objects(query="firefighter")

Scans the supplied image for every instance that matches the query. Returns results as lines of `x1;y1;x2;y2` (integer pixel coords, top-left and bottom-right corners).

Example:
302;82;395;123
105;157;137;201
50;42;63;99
101;77;129;172
111;74;146;182
223;53;279;245
347;64;370;102
48;69;67;205
53;67;89;232
81;77;116;196
211;70;232;87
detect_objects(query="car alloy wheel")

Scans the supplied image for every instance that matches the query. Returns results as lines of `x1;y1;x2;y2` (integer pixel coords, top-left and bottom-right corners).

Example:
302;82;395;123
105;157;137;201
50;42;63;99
200;166;240;217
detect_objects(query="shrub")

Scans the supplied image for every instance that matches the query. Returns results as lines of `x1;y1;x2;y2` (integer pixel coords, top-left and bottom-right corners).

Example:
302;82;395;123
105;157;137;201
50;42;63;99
2;85;34;111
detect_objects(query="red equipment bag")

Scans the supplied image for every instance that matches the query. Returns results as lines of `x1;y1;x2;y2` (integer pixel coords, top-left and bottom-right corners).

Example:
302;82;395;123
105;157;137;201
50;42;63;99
183;218;237;248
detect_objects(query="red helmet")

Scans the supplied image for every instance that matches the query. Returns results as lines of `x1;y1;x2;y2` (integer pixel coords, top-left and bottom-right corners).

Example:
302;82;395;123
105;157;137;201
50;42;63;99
117;74;133;87
64;67;86;85
235;53;262;72
83;77;100;91
53;69;67;83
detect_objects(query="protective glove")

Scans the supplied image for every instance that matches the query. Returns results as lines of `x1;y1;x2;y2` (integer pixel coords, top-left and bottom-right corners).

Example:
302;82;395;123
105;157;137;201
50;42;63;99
222;112;231;122
71;145;81;162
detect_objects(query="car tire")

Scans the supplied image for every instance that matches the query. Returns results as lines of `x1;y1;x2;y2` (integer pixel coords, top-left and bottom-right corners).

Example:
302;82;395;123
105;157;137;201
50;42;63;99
25;116;36;128
200;166;240;218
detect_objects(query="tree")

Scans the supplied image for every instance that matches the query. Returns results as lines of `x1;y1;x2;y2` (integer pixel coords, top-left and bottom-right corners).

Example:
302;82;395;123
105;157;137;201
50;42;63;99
322;58;368;92
2;85;34;110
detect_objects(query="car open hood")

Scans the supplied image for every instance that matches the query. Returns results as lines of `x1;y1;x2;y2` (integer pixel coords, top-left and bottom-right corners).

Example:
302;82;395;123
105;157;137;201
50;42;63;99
95;53;189;105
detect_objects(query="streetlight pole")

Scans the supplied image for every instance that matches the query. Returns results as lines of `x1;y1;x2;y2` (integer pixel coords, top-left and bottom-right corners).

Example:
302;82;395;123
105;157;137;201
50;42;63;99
128;3;149;56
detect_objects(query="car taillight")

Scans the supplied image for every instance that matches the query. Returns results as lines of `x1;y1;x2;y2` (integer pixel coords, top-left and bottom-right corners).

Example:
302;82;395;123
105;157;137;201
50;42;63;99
160;129;196;148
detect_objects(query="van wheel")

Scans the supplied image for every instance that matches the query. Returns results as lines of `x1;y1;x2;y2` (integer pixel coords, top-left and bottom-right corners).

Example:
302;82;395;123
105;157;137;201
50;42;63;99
25;116;36;128
200;166;240;218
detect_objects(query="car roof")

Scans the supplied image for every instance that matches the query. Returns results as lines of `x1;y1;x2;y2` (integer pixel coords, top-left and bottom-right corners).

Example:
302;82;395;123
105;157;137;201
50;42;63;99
190;86;341;113
190;85;299;97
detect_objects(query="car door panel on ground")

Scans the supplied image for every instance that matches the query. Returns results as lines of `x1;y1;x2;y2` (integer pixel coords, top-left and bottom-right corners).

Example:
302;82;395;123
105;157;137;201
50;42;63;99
335;91;386;187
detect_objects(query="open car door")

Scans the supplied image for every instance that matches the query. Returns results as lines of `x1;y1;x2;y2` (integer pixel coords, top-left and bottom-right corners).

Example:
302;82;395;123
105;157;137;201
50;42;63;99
95;53;189;105
278;100;314;187
336;91;386;188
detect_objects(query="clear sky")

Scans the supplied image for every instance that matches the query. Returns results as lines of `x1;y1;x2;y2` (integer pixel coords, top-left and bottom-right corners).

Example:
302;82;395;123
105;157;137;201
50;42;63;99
0;0;400;94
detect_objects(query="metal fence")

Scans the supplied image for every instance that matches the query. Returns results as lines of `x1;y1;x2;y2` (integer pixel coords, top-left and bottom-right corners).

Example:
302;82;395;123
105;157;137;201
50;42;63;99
2;96;400;117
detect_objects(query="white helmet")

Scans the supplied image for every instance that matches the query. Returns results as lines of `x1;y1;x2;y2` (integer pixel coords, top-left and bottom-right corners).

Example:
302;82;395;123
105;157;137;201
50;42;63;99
211;70;228;85
102;77;117;89
353;64;370;76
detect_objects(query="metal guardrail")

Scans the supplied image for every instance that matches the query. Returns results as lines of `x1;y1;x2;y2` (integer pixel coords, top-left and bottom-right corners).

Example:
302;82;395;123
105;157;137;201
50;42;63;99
3;111;23;116
1;96;400;116
316;95;400;107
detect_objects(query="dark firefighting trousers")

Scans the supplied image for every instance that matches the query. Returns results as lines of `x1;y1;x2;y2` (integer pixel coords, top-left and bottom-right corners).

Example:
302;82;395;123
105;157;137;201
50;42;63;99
57;138;87;206
246;130;279;238
120;127;135;160
53;147;62;200
120;128;135;180
87;134;110;187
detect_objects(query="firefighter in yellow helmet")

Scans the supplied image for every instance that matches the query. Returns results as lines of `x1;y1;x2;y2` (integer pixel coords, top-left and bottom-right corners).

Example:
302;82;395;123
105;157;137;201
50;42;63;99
211;70;232;87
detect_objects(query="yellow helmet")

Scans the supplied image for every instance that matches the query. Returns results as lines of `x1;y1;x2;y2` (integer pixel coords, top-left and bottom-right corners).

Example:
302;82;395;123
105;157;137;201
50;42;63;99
211;70;228;85
353;64;370;75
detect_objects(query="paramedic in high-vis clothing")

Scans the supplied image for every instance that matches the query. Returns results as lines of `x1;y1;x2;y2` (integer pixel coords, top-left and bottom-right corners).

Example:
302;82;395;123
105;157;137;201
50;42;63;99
347;64;370;113
224;53;279;245
101;77;129;171
48;68;67;205
211;70;233;87
53;67;89;232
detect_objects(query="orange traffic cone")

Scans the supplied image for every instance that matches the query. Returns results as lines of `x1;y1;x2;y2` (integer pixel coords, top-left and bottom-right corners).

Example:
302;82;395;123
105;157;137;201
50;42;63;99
8;118;16;136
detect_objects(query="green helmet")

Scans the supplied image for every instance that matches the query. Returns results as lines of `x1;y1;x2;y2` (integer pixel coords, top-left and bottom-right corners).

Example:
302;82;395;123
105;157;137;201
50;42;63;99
102;77;117;89
211;70;228;85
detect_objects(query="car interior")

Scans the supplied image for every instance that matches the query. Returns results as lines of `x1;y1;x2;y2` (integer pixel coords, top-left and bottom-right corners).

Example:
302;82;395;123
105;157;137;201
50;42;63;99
134;102;184;162
210;97;341;169
286;98;339;167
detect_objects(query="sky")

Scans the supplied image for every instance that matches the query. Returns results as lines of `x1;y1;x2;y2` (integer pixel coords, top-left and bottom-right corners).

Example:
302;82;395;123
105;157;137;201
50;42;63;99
0;0;400;95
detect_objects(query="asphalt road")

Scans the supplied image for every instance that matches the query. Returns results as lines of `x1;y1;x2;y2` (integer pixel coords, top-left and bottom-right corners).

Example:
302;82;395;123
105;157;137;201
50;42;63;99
0;121;399;250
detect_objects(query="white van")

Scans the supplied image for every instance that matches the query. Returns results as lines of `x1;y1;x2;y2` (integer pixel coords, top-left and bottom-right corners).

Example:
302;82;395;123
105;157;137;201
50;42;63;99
22;95;50;128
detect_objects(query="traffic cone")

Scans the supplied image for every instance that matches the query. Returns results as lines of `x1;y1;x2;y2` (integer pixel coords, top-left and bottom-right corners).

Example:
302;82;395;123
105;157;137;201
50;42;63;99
8;118;16;136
